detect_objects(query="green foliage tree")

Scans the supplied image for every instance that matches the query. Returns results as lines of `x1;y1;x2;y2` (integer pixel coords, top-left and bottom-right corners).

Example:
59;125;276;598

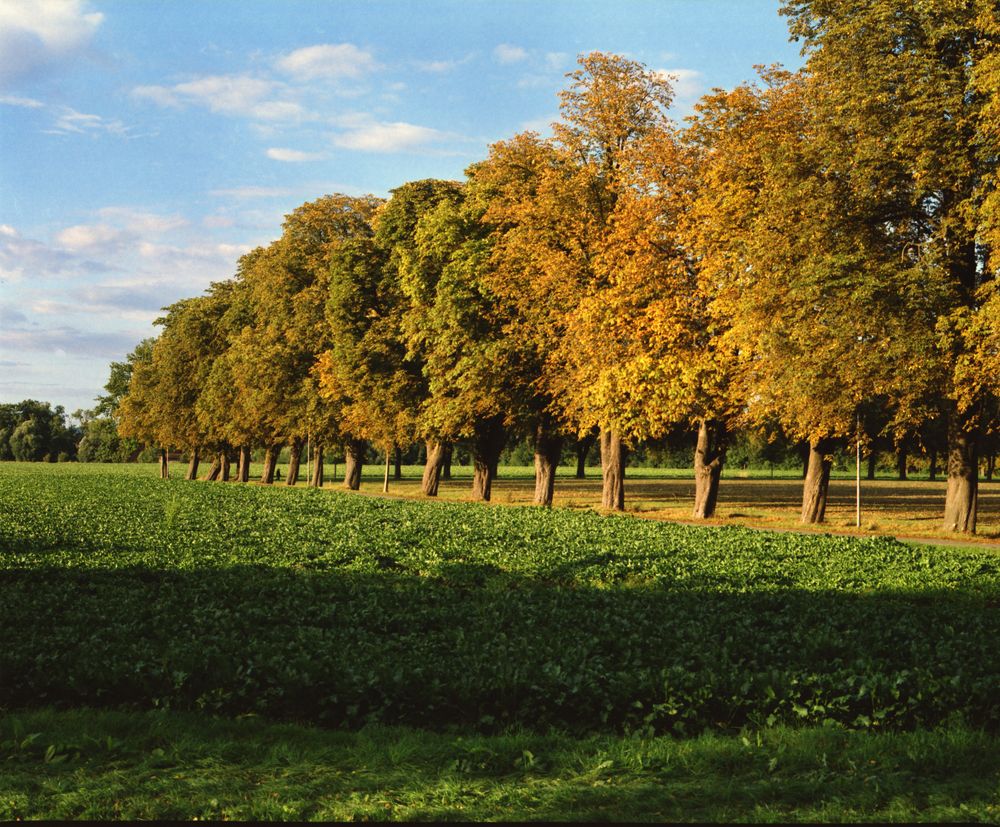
0;400;79;462
319;181;462;496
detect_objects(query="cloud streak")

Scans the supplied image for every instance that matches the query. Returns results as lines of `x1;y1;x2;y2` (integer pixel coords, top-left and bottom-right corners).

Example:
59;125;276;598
133;74;309;122
266;147;325;162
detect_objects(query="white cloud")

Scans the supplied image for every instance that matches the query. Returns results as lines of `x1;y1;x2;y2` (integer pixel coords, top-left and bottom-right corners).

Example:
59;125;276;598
0;0;103;87
414;54;474;74
276;43;379;81
56;223;128;253
131;84;181;108
0;93;45;108
133;74;308;121
2;94;130;138
416;59;457;73
0;227;107;282
266;147;325;162
331;117;454;153
654;68;704;101
494;44;528;64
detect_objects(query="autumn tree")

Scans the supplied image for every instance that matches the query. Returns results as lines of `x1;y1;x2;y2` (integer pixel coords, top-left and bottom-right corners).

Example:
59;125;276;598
193;275;257;482
689;67;950;523
117;337;169;478
478;54;677;510
234;195;382;487
469;134;577;504
781;0;998;531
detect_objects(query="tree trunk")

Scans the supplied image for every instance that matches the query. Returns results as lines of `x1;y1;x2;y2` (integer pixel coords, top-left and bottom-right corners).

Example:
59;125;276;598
309;445;324;488
866;452;877;481
235;445;251;483
344;438;364;490
532;418;562;507
896;441;908;481
798;442;810;479
260;444;279;484
942;416;978;533
159;448;169;480
929;448;938;481
575;430;597;479
600;427;626;511
693;419;726;519
442;443;453;480
471;416;505;502
394;446;402;480
801;438;834;524
286;437;303;486
185;448;199;481
221;449;232;482
421;440;446;496
985;451;995;482
203;453;222;482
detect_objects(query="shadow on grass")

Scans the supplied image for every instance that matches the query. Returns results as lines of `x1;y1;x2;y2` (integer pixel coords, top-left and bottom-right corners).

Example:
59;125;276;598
3;558;999;736
1;708;998;821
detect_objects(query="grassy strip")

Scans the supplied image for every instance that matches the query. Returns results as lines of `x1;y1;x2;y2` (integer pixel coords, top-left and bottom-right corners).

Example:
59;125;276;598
2;709;997;822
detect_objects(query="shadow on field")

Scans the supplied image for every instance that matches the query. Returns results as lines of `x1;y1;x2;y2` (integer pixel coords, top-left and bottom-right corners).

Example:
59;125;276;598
3;558;999;735
3;706;999;821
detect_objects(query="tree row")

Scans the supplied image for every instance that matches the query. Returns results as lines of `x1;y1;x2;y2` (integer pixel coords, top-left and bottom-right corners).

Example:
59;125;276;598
114;2;1000;532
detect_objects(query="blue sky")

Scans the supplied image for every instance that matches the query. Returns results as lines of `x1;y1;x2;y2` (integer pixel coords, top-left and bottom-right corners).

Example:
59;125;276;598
0;0;803;415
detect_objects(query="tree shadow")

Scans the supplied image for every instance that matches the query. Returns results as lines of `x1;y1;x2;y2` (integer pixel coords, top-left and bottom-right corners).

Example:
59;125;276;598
3;558;998;735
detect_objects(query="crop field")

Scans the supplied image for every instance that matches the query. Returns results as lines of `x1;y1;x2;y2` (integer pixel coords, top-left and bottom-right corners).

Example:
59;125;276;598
2;463;999;820
34;458;1000;543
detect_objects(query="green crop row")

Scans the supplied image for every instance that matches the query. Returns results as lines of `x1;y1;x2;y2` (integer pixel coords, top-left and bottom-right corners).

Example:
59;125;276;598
1;466;999;734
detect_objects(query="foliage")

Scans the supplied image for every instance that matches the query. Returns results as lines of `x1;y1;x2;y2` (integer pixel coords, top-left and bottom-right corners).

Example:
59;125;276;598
0;400;79;462
2;465;999;735
76;417;140;463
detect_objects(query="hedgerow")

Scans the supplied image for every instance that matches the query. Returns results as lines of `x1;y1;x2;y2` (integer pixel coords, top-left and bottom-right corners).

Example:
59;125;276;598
1;467;998;734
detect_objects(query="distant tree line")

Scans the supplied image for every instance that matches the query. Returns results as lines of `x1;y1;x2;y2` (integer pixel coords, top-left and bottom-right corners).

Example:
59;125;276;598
0;401;80;463
109;3;999;533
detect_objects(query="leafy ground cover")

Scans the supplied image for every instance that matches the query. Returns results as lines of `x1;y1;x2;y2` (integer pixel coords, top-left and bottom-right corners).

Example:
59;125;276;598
3;709;998;822
2;464;999;735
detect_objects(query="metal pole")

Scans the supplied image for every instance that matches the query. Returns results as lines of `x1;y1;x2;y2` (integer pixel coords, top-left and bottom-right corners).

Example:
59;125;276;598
856;414;861;528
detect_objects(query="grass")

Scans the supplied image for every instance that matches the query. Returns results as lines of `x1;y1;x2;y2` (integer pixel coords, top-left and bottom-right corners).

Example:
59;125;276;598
2;709;998;822
87;456;1000;544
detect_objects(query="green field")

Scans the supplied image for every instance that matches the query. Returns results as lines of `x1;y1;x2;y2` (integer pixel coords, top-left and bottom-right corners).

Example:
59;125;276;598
2;463;999;821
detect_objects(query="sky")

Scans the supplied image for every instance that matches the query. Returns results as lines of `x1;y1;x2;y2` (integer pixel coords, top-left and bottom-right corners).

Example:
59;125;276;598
0;0;804;416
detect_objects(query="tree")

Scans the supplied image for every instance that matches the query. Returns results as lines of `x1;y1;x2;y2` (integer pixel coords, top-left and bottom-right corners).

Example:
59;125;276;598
689;68;949;523
0;400;77;462
319;181;461;496
781;0;997;531
401;187;546;502
477;54;676;510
